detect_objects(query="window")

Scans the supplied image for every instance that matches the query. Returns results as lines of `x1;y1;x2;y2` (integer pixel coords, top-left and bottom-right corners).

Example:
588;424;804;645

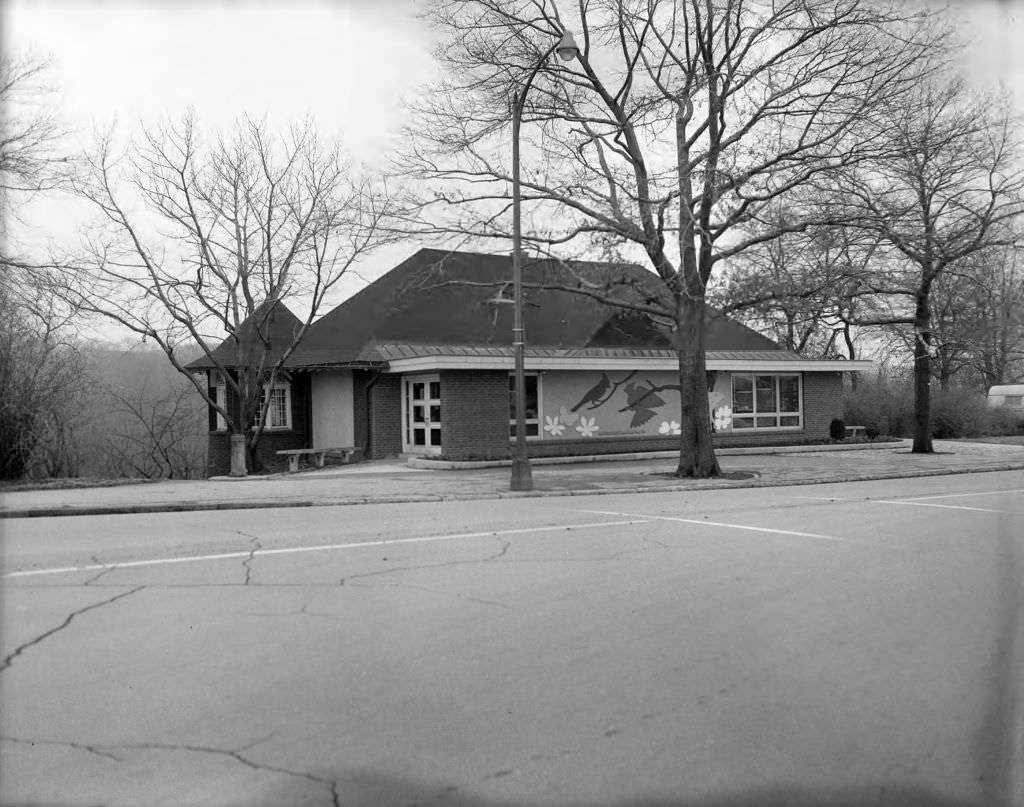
254;383;292;430
731;374;801;430
214;382;227;431
1005;395;1023;408
509;373;540;438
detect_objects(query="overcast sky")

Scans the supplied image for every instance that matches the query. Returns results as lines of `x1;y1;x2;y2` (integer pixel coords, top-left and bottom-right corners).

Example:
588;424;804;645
4;0;1023;336
5;0;433;164
7;0;1022;159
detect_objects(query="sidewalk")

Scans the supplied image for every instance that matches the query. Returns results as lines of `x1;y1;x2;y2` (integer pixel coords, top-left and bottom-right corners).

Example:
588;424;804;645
3;439;1024;519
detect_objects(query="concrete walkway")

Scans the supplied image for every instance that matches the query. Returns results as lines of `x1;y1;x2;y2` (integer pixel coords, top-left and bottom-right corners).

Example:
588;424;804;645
3;439;1024;519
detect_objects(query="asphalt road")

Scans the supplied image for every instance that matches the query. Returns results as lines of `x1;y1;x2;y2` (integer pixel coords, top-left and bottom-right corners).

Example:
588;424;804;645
2;471;1023;807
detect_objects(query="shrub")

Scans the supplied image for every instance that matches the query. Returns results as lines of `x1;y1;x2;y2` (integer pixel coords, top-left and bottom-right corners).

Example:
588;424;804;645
844;379;915;438
829;418;846;441
847;379;1024;439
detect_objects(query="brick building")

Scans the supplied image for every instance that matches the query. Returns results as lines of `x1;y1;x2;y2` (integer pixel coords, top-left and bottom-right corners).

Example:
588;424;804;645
190;248;870;475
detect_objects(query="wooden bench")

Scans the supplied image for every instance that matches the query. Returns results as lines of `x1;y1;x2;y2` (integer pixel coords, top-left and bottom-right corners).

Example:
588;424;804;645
277;447;361;472
845;425;866;438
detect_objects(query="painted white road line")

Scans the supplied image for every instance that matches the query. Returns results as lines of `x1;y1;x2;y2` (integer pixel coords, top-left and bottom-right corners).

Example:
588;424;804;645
576;509;842;541
873;500;1003;513
899;488;1024;502
4;519;649;579
791;496;858;502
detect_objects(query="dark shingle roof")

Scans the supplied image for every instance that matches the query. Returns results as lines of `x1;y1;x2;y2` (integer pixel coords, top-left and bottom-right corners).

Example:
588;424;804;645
185;301;304;371
286;248;782;368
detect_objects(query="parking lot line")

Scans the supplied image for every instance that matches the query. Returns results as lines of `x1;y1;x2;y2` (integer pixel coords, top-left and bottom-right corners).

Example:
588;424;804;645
873;500;1003;513
577;509;842;541
900;488;1024;502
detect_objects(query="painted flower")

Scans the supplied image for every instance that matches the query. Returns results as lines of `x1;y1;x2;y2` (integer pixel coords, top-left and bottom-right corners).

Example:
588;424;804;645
713;406;733;432
576;416;600;438
544;416;566;437
659;420;681;436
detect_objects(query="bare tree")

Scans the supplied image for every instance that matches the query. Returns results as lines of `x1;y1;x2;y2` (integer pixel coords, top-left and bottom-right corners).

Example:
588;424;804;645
834;79;1024;452
0;54;69;207
713;223;883;371
958;243;1024;389
0;283;90;479
402;0;945;477
59;114;397;475
101;378;207;479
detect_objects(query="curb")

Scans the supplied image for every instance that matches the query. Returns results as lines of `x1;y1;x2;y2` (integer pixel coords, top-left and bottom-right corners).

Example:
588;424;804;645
406;440;910;470
4;461;1023;519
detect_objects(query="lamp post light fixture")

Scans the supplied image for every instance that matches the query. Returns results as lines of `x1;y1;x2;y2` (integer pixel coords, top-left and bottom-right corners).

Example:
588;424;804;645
510;29;579;491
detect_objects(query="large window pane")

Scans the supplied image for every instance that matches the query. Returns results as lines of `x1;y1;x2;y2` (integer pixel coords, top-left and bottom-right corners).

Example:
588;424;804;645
733;375;753;413
780;376;800;412
755;376;775;412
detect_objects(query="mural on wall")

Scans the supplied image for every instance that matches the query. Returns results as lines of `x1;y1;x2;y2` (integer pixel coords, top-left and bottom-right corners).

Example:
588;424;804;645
542;370;734;439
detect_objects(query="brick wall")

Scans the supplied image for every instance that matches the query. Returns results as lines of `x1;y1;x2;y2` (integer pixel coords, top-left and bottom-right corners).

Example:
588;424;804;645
368;374;403;458
204;373;311;476
440;370;511;460
801;371;844;439
404;369;847;461
347;368;847;464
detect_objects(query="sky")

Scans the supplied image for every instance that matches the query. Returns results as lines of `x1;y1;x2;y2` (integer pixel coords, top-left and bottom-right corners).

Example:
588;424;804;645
4;0;1024;337
4;0;433;164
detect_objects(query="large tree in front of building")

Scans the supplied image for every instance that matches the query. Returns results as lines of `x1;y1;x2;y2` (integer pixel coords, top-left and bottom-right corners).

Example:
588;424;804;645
62;114;395;475
834;79;1024;453
403;0;945;477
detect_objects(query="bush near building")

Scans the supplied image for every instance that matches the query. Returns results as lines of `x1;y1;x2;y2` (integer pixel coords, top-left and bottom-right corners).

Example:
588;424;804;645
844;379;1024;439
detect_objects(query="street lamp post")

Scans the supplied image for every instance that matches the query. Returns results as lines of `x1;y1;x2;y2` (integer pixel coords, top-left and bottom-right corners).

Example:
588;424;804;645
510;29;579;491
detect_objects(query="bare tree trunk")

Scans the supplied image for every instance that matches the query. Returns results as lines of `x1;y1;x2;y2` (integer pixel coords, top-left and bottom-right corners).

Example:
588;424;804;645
676;292;720;478
912;291;934;453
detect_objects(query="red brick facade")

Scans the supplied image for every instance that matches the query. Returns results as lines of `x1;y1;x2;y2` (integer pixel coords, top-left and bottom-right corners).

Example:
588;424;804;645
203;368;847;472
439;370;511;460
204;372;310;476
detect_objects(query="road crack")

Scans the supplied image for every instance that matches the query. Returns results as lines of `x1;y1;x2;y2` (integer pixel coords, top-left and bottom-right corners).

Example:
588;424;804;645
117;741;339;806
237;530;263;586
84;556;117;586
1;734;123;762
0;586;146;673
337;540;509;589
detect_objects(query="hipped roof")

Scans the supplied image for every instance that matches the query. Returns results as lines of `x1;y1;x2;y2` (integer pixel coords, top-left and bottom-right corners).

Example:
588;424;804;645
186;300;304;371
286;248;782;368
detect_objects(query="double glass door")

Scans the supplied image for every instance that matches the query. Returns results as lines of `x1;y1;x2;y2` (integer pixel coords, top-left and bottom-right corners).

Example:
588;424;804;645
403;375;442;454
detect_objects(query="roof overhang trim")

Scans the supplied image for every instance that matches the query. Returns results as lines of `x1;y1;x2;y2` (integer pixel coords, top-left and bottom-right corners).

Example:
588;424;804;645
383;354;874;373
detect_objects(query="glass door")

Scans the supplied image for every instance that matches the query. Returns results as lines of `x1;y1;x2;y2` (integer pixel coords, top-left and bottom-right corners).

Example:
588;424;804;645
403;375;442;454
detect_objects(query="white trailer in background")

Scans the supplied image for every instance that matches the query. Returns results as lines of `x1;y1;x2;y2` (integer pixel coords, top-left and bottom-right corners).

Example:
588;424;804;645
987;384;1024;409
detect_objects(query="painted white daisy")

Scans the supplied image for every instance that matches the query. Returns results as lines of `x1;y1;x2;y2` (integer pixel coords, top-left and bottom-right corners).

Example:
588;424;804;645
659;420;681;435
713;406;733;431
544;416;565;437
576;416;599;438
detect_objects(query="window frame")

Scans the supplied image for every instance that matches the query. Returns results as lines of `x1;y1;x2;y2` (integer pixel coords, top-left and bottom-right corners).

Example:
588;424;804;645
508;372;542;440
254;382;293;431
730;373;803;432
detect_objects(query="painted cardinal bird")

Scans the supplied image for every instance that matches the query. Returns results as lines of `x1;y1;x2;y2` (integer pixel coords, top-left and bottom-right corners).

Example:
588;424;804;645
619;382;666;428
570;373;612;412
